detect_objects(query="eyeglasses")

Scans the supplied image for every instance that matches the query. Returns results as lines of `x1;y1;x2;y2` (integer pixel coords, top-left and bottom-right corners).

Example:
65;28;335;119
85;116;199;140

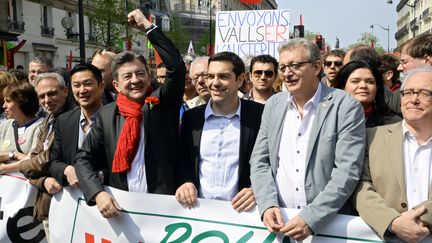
324;61;343;67
278;60;311;73
252;70;274;78
400;89;432;101
191;73;208;83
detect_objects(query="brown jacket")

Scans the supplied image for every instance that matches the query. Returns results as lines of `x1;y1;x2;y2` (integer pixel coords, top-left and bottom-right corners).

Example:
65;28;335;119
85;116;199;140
18;102;75;221
354;122;432;240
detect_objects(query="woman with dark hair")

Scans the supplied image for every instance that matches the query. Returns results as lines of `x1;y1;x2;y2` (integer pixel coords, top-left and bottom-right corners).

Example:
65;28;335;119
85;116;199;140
0;82;43;172
335;60;401;127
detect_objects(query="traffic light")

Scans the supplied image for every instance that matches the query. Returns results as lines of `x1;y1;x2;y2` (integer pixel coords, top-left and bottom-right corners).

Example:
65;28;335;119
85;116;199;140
293;25;304;38
315;35;323;50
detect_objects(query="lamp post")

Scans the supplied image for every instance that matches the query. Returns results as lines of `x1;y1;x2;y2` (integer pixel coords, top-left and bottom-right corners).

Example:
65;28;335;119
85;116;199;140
370;23;390;53
78;0;85;64
209;0;213;56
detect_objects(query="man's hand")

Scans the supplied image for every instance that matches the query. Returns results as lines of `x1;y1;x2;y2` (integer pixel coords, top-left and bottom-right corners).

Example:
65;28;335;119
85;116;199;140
127;9;152;30
262;207;284;233
391;206;430;243
95;191;122;218
175;182;197;209
44;177;62;194
280;215;312;241
231;188;256;212
64;165;79;188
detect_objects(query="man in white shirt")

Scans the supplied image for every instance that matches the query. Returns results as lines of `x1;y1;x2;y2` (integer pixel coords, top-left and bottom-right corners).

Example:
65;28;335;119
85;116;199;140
175;52;264;212
354;65;432;242
250;39;366;241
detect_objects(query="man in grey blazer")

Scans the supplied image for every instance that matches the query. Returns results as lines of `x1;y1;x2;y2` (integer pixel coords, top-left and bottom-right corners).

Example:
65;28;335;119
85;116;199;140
250;39;366;241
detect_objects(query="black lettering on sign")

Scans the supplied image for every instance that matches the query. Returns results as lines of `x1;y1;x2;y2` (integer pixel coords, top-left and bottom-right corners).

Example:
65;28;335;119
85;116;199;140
7;206;45;242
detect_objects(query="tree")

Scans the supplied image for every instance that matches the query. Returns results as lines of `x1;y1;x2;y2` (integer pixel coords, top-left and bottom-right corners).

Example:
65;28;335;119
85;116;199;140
165;13;190;55
348;32;385;54
195;21;215;56
86;0;138;48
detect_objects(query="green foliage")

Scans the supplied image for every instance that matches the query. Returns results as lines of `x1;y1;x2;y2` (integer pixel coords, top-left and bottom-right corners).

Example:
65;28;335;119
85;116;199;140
165;14;190;55
348;32;385;54
86;0;138;48
195;21;215;56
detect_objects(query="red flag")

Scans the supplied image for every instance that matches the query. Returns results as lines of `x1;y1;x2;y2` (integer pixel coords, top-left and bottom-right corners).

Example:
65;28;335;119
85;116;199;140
68;50;73;71
370;39;375;49
300;15;303;26
239;0;262;3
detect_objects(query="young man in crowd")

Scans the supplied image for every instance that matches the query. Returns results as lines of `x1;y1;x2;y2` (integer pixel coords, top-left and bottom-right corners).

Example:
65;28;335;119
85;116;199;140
244;54;278;104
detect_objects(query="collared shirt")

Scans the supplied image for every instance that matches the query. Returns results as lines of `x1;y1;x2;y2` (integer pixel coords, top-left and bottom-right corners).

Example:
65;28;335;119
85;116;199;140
276;83;322;209
78;109;100;149
127;122;147;193
198;99;241;201
402;121;432;208
244;89;276;103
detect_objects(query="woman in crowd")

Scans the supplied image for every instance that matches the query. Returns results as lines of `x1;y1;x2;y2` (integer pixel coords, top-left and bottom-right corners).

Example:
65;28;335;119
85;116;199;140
335;60;401;127
0;71;20;123
0;82;43;172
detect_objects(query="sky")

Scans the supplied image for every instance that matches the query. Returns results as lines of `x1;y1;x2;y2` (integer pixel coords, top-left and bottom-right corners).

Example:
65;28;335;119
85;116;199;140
275;0;398;50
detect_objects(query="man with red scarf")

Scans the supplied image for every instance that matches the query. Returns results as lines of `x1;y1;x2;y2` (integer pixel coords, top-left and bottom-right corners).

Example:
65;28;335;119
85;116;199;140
75;9;185;218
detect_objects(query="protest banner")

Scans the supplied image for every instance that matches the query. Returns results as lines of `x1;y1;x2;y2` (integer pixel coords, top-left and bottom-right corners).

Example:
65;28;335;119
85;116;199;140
48;187;432;243
0;173;46;243
215;9;290;60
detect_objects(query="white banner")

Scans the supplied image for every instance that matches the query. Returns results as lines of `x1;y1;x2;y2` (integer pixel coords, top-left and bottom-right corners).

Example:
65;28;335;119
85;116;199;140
0;173;47;243
215;9;290;60
49;187;432;243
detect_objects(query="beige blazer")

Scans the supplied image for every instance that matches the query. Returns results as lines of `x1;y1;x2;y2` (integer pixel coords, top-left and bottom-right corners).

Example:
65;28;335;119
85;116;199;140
354;121;432;239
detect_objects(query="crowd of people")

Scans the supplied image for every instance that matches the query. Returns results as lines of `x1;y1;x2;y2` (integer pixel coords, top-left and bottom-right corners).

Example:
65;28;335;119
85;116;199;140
0;8;431;242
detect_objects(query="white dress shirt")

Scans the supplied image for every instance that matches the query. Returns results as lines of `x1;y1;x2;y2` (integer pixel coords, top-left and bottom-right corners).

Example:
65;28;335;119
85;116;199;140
127;122;147;193
78;109;100;149
198;100;241;201
276;83;322;209
402;122;432;208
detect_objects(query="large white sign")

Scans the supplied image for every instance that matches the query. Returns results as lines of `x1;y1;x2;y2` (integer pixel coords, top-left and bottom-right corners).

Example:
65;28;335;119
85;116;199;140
215;9;290;59
0;173;47;243
47;187;416;243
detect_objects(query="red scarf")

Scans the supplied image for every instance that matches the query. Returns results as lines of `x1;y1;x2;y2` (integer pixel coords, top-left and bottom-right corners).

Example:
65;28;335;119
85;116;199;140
112;92;144;173
363;104;375;119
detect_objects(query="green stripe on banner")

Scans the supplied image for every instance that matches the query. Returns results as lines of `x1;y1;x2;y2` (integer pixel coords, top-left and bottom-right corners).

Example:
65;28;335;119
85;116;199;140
70;198;383;243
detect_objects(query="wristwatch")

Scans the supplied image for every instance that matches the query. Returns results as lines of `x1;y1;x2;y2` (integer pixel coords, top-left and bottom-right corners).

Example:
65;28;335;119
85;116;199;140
8;152;14;160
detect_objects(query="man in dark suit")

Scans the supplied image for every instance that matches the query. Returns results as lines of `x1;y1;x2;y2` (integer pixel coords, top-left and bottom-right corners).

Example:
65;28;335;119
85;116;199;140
175;52;263;212
75;9;185;218
91;48;118;105
49;63;104;188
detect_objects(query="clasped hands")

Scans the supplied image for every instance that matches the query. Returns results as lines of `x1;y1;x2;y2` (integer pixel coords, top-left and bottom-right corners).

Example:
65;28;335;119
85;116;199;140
263;207;312;241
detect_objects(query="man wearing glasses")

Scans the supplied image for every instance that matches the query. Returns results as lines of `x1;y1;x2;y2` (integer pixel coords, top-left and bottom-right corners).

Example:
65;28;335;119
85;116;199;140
322;49;345;87
245;54;278;104
398;34;432;74
185;56;211;109
250;38;366;241
354;65;432;242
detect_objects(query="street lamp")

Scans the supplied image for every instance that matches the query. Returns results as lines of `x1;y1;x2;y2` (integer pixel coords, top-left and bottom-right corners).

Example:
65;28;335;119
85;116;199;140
370;23;390;53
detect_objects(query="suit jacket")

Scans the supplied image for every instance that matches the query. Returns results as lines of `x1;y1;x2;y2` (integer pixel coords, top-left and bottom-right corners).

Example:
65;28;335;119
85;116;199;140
101;90;116;105
250;84;366;233
354;122;432;240
49;107;81;186
177;99;264;193
75;26;185;205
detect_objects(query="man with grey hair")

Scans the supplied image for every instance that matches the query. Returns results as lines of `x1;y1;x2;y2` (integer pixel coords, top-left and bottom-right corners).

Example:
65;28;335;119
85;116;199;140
250;38;366;240
75;8;185;219
186;56;210;108
354;65;432;242
28;56;53;85
14;72;75;238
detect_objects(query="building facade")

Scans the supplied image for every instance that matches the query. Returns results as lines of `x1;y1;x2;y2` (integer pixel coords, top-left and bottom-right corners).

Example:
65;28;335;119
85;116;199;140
395;0;432;47
1;0;145;71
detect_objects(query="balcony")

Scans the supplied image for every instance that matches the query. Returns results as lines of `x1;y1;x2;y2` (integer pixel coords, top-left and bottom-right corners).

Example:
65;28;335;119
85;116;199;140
41;26;55;38
423;8;431;21
395;25;409;40
7;20;25;33
410;18;418;30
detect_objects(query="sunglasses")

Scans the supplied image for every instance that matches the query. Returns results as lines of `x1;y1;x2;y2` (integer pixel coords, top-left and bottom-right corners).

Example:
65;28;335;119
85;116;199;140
252;70;274;78
324;61;343;67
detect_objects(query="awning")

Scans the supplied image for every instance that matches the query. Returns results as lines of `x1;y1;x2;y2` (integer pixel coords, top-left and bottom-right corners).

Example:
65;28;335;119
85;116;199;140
0;32;19;42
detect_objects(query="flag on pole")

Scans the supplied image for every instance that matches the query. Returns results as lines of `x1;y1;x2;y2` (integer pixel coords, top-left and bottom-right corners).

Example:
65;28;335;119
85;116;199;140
370;39;375;49
187;40;195;55
68;50;73;71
